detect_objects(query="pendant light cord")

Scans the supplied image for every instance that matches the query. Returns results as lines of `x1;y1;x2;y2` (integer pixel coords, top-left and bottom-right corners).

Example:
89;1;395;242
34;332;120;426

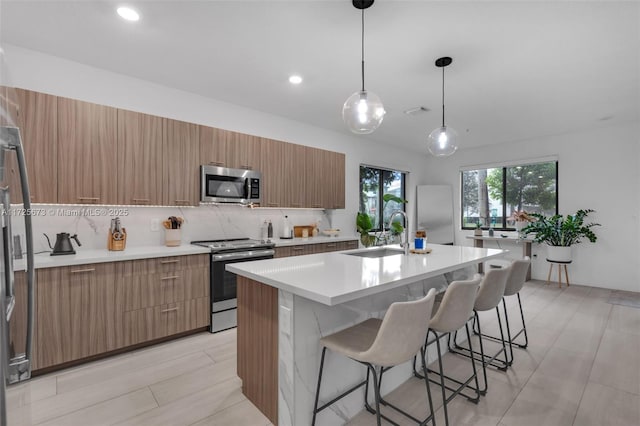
441;65;445;127
361;8;365;92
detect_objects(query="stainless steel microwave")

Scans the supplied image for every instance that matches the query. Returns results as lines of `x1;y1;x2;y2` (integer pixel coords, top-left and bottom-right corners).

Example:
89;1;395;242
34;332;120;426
200;165;262;205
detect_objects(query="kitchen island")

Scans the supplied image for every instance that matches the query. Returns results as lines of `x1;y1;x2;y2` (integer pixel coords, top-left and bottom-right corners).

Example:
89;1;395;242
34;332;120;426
227;244;506;426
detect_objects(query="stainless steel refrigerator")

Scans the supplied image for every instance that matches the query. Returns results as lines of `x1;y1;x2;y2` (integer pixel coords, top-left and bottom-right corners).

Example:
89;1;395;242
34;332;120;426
0;91;36;424
416;184;455;245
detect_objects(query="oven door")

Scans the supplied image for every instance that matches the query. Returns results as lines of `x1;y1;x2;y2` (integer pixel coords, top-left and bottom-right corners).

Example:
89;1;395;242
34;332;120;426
210;249;274;331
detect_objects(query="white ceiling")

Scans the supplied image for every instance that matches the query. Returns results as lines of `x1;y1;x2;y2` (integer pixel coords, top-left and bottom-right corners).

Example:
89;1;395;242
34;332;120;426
1;1;638;154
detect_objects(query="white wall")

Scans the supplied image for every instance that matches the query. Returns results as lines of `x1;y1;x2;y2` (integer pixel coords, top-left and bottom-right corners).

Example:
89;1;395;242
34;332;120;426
419;123;640;292
2;44;428;250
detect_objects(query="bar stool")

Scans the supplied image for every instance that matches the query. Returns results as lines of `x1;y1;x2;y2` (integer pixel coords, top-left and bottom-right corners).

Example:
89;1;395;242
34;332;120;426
547;259;571;288
476;257;531;364
414;275;482;426
311;289;437;426
450;266;511;394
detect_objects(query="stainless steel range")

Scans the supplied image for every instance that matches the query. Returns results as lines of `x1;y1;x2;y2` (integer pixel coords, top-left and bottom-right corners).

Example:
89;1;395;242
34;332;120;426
191;238;275;333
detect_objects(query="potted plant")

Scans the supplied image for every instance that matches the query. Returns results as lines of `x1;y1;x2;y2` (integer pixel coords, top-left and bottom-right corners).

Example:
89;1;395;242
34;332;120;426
474;222;482;236
356;194;407;247
521;209;600;262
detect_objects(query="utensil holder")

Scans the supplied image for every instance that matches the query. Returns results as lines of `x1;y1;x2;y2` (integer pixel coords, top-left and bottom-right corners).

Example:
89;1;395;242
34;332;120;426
165;229;181;247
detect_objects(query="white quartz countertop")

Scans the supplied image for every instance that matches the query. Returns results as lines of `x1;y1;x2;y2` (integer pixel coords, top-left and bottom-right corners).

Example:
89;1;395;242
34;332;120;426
14;245;211;271
272;235;358;247
227;244;507;306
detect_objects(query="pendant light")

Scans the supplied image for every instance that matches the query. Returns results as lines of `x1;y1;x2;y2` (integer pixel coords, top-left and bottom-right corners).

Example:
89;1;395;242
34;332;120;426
342;0;385;134
427;56;458;157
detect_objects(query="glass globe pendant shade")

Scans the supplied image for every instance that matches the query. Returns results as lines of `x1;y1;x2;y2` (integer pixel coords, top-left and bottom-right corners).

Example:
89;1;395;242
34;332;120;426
342;90;385;134
427;126;458;157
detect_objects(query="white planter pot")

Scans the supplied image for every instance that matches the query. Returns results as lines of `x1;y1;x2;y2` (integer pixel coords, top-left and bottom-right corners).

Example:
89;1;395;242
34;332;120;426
547;245;572;262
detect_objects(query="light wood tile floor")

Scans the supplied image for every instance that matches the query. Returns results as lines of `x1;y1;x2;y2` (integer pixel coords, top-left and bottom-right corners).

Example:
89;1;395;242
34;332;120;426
6;280;640;425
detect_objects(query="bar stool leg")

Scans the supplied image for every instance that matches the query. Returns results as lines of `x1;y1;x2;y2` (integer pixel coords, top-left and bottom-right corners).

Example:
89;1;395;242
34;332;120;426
366;364;382;426
495;307;510;370
312;347;327;426
435;332;450;426
502;299;515;365
516;293;529;348
420;346;436;426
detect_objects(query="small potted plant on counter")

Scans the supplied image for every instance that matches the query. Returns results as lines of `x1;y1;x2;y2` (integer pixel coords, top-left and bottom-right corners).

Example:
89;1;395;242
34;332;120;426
521;209;600;262
356;194;407;247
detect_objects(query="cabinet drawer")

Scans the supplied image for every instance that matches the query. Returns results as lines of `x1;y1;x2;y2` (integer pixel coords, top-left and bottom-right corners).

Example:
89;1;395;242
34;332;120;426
117;254;209;277
123;297;209;346
338;240;359;251
121;267;208;311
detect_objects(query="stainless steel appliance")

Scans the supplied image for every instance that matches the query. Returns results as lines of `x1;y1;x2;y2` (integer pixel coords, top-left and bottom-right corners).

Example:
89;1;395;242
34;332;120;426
191;238;274;333
416;184;455;245
0;126;36;426
200;165;262;205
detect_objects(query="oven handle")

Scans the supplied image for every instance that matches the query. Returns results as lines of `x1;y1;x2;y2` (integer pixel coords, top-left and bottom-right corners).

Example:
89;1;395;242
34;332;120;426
212;249;275;262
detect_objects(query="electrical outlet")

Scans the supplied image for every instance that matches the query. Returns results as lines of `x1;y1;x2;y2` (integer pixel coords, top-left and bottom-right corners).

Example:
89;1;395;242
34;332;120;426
150;218;161;232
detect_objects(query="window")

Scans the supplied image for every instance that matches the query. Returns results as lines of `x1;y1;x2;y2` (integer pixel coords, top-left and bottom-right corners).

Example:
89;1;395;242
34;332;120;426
359;165;406;231
461;160;558;230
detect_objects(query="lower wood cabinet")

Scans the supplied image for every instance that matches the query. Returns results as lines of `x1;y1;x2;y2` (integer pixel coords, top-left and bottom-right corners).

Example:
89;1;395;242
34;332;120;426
274;239;358;258
32;254;209;371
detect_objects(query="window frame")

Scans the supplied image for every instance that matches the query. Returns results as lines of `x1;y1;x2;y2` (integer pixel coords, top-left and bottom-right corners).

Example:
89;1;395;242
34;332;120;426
359;164;407;232
460;160;559;231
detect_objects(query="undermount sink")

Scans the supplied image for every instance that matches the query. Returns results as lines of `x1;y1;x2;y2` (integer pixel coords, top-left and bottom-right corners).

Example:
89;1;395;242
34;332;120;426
345;247;405;258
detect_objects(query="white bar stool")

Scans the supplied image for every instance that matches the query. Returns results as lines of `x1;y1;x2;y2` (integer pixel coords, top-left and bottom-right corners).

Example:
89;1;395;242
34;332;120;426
450;266;511;394
311;289;437;426
414;275;483;426
477;257;531;364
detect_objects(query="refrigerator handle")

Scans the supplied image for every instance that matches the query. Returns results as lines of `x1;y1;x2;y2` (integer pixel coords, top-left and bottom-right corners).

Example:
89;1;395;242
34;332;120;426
3;127;35;382
1;189;15;322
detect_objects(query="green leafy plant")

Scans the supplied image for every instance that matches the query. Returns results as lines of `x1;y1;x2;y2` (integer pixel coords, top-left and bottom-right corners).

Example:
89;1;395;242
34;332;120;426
356;193;408;247
521;209;600;246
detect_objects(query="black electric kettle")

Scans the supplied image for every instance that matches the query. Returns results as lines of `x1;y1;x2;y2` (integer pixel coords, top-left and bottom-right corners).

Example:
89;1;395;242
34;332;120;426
44;233;81;256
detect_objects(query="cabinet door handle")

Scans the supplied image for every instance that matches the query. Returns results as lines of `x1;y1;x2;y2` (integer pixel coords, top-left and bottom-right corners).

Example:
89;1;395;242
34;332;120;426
161;275;180;280
160;259;180;264
174;200;191;205
208;161;225;166
132;198;150;203
266;203;278;207
70;268;95;274
161;307;179;313
326;244;336;248
312;204;322;208
77;197;100;201
292;247;304;251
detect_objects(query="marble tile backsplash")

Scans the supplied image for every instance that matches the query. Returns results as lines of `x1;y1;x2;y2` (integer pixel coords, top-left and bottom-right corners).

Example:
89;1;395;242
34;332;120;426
9;204;354;253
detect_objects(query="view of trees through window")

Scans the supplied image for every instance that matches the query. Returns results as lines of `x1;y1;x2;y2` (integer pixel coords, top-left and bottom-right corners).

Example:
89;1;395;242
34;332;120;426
462;161;558;229
360;165;406;231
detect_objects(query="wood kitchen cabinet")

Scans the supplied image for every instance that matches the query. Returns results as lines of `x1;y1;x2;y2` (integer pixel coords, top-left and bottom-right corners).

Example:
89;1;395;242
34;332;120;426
227;132;261;171
274;239;358;258
35;262;118;370
305;147;346;209
57;97;118;204
6;89;58;204
260;138;286;207
284;142;307;208
163;119;200;206
200;126;229;168
118;254;209;347
117;109;163;205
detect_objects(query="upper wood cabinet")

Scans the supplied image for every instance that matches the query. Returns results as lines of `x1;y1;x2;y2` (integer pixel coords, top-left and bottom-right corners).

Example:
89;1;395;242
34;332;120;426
6;89;58;204
199;126;229;168
329;151;346;209
284;143;307;208
57;97;118;204
227;132;261;170
117;110;163;205
163;118;200;206
260;138;286;207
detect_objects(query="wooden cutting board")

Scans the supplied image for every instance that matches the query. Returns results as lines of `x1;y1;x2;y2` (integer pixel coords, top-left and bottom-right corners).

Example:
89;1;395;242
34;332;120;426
410;248;432;254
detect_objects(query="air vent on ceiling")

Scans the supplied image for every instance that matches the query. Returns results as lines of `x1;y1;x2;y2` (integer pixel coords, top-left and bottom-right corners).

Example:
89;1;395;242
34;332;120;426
403;106;430;116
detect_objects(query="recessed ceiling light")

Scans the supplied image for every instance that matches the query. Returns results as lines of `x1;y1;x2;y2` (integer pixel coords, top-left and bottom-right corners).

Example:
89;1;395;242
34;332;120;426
288;75;303;85
117;6;140;22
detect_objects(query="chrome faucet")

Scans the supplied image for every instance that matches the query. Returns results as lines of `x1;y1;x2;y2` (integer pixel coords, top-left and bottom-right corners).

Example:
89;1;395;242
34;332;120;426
388;210;410;255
